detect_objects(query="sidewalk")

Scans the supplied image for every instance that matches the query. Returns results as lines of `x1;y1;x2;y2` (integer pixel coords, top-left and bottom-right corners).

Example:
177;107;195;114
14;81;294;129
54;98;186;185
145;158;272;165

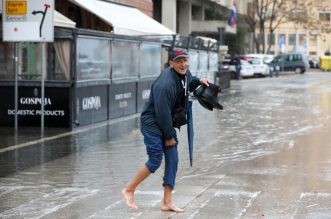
1;73;331;218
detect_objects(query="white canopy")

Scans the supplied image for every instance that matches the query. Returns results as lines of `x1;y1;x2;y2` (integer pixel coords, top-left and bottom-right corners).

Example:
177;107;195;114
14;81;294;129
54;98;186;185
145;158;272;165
70;0;175;36
54;10;76;28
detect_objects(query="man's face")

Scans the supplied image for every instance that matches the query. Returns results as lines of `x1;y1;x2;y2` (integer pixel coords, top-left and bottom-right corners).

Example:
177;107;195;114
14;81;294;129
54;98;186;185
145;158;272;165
170;58;189;75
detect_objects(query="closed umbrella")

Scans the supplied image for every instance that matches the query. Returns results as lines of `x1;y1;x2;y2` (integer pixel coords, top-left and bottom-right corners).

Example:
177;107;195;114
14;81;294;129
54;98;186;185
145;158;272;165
187;100;194;167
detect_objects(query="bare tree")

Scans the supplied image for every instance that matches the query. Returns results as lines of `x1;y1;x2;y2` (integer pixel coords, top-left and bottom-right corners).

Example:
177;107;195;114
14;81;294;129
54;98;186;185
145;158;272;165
245;0;293;54
245;0;331;54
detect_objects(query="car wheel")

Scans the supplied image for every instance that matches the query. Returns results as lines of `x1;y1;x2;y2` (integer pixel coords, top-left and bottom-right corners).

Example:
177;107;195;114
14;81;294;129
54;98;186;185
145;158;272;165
295;67;302;74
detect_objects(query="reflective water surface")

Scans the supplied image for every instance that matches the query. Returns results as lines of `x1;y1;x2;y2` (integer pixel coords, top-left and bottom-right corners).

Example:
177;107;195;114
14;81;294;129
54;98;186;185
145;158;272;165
1;72;331;218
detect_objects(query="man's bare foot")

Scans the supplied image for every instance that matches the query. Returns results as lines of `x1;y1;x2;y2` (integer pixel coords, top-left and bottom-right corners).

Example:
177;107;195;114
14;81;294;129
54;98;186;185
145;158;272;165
122;188;138;209
161;203;185;212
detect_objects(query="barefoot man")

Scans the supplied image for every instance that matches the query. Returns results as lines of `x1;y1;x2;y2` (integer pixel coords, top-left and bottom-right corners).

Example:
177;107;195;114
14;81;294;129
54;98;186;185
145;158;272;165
122;48;209;212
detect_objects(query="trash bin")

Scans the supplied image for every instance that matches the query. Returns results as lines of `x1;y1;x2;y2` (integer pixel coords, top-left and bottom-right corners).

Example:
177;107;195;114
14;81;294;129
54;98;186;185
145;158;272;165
319;56;331;71
215;70;231;90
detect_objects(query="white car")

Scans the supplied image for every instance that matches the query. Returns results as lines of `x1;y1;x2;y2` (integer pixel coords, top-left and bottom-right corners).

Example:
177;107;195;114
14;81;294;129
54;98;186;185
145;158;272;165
223;59;254;79
240;60;254;78
249;58;270;76
246;54;274;64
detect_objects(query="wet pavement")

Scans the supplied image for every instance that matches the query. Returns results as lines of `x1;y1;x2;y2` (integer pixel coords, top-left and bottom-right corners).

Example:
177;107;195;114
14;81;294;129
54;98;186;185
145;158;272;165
1;71;331;218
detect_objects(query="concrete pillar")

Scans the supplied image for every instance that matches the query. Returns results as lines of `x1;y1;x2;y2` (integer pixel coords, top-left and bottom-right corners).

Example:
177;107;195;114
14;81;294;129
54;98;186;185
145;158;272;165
162;0;177;32
178;0;192;36
195;0;205;21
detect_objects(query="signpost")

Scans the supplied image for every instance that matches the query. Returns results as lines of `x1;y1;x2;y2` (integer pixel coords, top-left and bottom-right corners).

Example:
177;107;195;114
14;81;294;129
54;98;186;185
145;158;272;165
2;0;54;133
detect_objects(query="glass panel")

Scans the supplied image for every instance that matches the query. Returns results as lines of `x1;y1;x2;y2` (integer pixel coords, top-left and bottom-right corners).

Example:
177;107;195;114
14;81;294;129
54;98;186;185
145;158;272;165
140;43;161;78
20;43;42;80
268;33;275;45
319;12;331;21
309;35;317;46
299;34;306;46
188;50;198;74
112;40;139;80
209;52;218;72
50;40;72;81
289;34;296;46
0;42;14;80
293;54;302;61
76;37;110;81
278;34;286;47
199;51;208;72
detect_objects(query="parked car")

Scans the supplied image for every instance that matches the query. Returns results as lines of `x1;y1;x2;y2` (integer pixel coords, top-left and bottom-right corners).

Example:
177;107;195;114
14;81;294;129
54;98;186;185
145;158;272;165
309;57;319;68
222;59;254;79
221;60;235;79
249;58;270;77
269;53;309;75
218;60;230;71
239;60;255;78
246;54;274;64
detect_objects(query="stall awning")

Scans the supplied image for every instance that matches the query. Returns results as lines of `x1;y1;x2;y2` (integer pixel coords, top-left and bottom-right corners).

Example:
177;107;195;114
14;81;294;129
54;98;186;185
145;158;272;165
54;11;76;28
70;0;175;36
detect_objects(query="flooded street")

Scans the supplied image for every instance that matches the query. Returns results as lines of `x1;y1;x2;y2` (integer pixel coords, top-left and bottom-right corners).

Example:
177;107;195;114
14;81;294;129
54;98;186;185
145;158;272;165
1;72;331;218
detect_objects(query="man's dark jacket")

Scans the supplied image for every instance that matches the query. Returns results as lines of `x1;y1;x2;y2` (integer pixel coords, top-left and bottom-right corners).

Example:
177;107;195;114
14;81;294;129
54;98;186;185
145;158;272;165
141;67;200;140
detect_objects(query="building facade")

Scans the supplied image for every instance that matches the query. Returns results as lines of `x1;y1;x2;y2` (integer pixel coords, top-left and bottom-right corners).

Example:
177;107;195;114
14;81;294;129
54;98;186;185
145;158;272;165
155;0;248;38
255;0;331;58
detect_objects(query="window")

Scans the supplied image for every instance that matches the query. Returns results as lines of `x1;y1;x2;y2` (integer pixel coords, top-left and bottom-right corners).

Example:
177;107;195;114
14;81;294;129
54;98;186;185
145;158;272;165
278;34;286;47
319;11;331;22
285;55;292;62
309;34;318;47
209;52;218;72
139;43;161;78
0;41;73;81
112;40;139;80
76;37;110;81
198;51;208;72
20;43;42;80
51;40;72;81
257;33;264;44
188;50;199;74
293;54;302;61
299;34;307;47
289;34;296;46
267;33;275;45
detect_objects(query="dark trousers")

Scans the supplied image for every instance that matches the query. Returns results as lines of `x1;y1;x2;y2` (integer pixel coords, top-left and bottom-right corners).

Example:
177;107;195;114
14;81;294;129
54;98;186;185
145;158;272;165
141;128;178;189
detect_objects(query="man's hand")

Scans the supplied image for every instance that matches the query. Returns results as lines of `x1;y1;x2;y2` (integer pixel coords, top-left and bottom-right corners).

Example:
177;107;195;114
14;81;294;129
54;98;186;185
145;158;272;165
165;138;177;147
199;78;210;86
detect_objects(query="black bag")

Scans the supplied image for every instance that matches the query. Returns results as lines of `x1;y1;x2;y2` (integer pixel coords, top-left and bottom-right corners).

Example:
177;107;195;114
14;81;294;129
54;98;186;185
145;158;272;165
172;106;187;129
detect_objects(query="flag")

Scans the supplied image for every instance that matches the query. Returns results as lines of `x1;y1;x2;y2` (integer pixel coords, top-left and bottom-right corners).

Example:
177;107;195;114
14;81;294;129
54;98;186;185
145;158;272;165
228;1;237;27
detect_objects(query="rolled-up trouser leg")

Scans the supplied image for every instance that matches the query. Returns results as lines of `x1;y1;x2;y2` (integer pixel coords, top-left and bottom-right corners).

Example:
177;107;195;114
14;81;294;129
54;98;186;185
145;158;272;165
142;129;163;173
163;133;178;189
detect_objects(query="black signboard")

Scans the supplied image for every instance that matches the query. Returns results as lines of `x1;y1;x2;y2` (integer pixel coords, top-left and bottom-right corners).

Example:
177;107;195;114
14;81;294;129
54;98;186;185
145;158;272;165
137;80;154;113
75;85;108;126
109;82;137;119
0;86;70;127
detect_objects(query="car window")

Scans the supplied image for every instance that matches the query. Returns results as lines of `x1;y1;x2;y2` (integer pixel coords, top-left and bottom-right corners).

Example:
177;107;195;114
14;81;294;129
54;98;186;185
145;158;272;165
285;55;292;62
293;54;302;61
251;59;261;64
273;56;282;63
241;60;250;65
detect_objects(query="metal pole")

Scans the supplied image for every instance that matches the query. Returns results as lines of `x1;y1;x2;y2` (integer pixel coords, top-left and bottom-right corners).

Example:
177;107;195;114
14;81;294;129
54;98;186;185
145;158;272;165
41;42;46;134
14;43;19;130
